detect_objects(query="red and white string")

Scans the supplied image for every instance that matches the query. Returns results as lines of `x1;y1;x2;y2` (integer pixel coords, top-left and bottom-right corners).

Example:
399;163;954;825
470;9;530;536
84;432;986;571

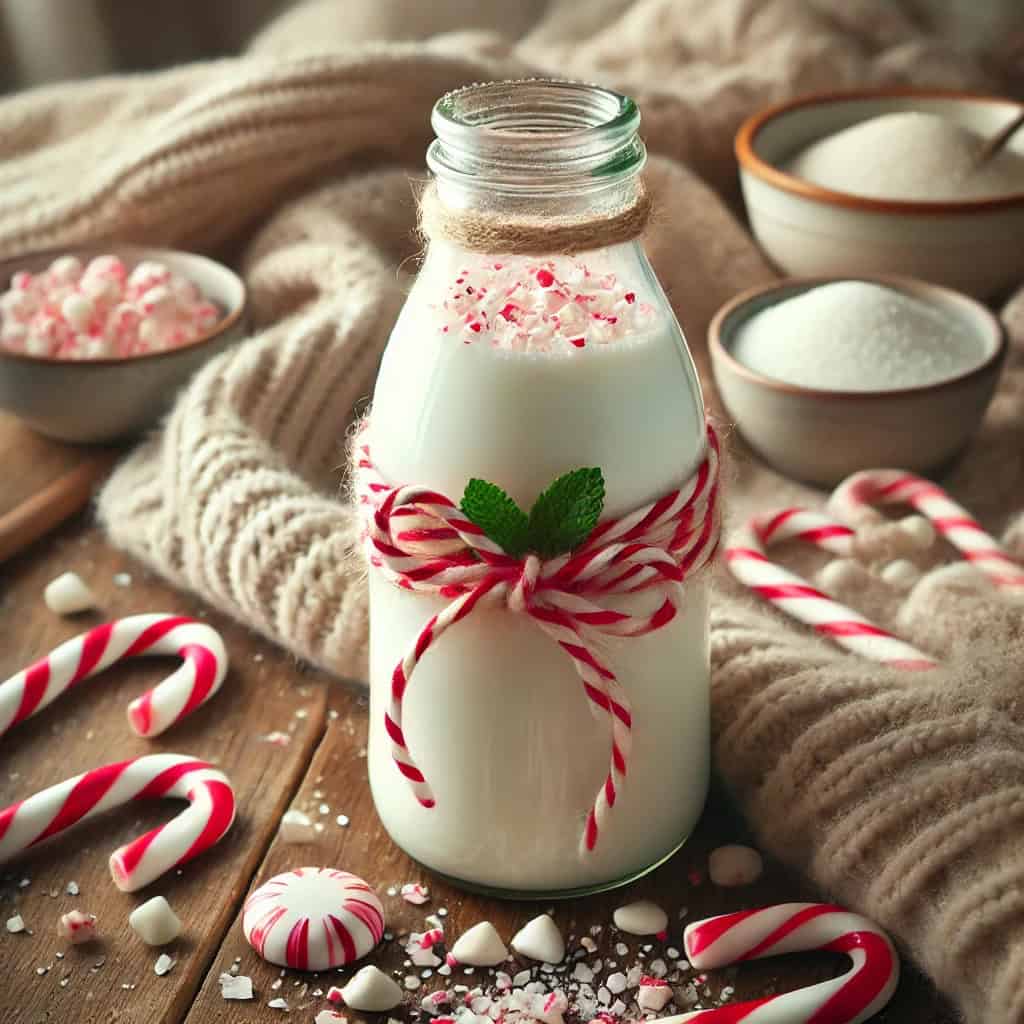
357;422;721;855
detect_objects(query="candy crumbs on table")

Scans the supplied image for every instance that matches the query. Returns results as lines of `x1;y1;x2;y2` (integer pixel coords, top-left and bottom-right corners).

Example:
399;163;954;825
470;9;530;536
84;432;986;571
637;977;673;1012
57;910;97;944
448;921;509;967
6;914;26;934
400;881;430;904
153;954;176;976
218;973;254;1000
510;915;566;965
279;808;316;844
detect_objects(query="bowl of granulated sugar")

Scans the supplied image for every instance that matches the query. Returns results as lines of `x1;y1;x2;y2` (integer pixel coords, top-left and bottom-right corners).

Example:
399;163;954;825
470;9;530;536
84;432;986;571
709;275;1005;486
736;89;1024;299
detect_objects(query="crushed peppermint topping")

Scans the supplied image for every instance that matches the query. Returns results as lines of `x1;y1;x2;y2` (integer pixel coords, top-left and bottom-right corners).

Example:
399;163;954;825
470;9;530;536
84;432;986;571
433;257;657;352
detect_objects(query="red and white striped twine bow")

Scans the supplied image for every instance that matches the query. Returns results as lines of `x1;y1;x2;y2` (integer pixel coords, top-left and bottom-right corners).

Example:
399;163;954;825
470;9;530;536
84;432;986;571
356;422;722;855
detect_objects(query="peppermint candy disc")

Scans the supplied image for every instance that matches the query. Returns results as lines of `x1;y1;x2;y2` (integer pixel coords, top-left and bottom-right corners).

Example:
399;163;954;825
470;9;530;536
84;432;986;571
242;868;385;970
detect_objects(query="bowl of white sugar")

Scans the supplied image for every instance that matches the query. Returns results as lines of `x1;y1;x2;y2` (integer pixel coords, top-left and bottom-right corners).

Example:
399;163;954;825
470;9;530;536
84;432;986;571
735;89;1024;298
709;275;1005;486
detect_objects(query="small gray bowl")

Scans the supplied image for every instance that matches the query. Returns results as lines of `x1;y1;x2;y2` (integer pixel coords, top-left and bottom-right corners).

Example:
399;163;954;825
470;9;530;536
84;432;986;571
0;245;246;443
709;275;1006;487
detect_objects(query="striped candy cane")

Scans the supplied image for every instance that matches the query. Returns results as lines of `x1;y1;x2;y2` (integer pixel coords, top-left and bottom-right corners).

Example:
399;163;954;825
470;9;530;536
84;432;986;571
357;424;721;855
648;903;898;1023
0;753;236;891
726;509;936;669
0;614;229;739
830;470;1024;594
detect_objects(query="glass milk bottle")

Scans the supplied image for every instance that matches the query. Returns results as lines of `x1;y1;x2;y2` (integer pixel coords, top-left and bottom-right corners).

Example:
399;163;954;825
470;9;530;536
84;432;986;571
362;80;715;896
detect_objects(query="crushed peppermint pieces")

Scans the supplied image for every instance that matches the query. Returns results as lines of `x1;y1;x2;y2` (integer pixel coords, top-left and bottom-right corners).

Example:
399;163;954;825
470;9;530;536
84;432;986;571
262;731;293;747
433;257;657;353
6;914;26;933
268;996;290;1010
66;881;80;896
401;882;430;905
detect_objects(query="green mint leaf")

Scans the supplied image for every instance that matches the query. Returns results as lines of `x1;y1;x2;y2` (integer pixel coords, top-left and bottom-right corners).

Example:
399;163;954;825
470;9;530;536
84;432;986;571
527;467;605;558
460;479;531;557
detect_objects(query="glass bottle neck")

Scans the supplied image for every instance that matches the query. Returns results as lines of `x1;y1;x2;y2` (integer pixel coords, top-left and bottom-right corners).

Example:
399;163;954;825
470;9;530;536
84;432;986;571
426;80;646;220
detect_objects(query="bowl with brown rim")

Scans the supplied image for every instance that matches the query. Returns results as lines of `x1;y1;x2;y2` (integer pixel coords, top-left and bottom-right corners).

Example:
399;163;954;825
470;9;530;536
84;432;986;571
0;245;246;443
735;88;1024;299
709;275;1006;487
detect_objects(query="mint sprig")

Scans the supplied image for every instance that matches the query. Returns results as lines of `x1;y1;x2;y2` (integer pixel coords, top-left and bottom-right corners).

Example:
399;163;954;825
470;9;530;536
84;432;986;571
459;467;605;559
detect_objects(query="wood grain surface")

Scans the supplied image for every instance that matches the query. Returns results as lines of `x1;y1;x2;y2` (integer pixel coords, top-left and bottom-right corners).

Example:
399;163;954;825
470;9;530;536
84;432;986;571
0;513;956;1023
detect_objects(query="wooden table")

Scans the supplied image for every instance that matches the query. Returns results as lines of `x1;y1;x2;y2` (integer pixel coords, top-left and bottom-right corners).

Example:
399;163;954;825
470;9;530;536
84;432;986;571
0;512;956;1023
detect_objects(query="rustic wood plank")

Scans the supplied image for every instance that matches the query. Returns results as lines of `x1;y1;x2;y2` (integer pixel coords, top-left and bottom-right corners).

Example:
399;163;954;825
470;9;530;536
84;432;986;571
0;516;329;1024
185;686;956;1024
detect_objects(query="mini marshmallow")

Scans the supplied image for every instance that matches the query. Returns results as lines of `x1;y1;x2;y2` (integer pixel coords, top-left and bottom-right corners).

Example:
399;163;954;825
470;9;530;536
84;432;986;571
879;559;922;590
58;910;97;944
129;895;182;946
278;808;316;843
219;973;254;1000
899;515;936;550
637;977;673;1012
449;921;509;966
49;256;83;283
44;572;97;615
816;557;872;593
339;964;404;1011
708;844;764;887
510;914;565;965
60;294;94;331
612;900;668;937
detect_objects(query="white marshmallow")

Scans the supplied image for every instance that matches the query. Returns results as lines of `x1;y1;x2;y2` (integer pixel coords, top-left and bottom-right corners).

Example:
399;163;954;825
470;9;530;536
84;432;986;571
129;895;182;946
510;914;565;964
49;256;83;283
708;844;764;887
58;910;97;944
816;557;871;593
899;515;936;550
61;294;94;332
450;921;509;966
44;572;97;615
218;973;254;1000
340;964;403;1011
278;808;316;843
612;900;668;936
879;559;922;590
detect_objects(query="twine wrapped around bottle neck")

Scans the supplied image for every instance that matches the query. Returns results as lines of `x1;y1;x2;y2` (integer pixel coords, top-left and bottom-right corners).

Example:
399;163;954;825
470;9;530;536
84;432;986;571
418;180;652;255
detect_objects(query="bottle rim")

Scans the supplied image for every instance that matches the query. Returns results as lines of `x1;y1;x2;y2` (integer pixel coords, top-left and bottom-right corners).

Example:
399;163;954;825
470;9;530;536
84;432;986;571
427;80;645;195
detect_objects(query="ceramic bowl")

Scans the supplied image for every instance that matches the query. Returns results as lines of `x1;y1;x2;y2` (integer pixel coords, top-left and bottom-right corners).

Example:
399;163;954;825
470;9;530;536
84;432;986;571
709;275;1006;487
736;88;1024;299
0;245;246;443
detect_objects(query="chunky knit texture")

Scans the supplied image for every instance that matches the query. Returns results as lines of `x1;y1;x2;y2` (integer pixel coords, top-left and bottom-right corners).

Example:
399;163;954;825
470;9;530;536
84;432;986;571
1;2;1024;1020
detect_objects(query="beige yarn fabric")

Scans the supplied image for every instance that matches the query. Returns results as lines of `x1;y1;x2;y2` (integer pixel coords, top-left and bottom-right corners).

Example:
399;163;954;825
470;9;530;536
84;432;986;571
2;1;1024;1020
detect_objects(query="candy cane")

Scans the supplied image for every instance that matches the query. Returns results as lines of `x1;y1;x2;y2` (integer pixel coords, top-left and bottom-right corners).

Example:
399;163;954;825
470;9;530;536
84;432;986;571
0;614;228;739
0;753;235;891
650;903;898;1024
830;470;1024;594
726;509;936;669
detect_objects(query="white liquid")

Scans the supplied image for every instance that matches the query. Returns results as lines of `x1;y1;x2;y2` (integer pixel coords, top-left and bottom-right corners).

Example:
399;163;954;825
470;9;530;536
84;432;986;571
367;242;709;892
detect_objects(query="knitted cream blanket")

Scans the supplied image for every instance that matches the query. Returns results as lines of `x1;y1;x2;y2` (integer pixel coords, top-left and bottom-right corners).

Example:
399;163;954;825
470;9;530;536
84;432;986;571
2;1;1024;1019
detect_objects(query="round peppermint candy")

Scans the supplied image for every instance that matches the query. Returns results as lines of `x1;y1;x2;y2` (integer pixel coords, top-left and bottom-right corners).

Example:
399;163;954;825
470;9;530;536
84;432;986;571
242;867;385;970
